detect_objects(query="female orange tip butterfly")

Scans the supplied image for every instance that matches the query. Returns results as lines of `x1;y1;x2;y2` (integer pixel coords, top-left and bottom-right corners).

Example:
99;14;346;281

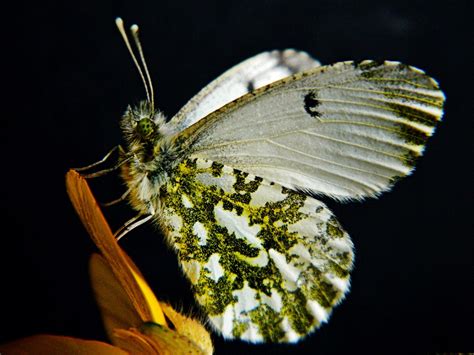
78;17;444;343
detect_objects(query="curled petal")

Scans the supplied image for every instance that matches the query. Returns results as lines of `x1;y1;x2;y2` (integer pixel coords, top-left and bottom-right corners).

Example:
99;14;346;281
66;169;166;326
0;335;126;355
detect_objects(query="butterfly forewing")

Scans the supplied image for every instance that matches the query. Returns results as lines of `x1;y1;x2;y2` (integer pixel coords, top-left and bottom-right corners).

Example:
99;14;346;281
182;60;444;201
172;49;320;131
157;158;353;343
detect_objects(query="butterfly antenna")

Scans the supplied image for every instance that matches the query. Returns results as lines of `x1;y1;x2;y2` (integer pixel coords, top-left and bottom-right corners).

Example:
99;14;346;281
115;17;151;106
131;24;155;113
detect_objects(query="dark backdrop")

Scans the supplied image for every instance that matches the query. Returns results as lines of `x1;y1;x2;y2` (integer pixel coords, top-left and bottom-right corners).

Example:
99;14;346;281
2;0;472;353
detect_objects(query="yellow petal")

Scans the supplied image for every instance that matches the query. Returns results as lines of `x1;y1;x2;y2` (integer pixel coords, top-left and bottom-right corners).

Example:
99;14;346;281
111;328;158;354
0;335;127;354
67;170;214;352
113;324;207;355
160;303;214;355
128;261;165;327
90;253;142;340
66;170;166;326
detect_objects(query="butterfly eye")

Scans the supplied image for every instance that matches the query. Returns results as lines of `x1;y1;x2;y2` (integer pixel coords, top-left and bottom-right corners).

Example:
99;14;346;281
136;118;155;138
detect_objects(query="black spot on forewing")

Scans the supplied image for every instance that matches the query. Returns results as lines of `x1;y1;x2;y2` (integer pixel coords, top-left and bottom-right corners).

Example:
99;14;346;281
304;91;321;118
246;80;255;92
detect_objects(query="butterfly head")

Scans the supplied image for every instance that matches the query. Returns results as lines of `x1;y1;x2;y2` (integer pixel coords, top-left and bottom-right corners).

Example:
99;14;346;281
115;18;166;145
121;101;166;144
136;117;155;138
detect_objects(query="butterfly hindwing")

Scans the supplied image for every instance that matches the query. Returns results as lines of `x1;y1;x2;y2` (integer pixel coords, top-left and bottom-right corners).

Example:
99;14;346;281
157;158;354;343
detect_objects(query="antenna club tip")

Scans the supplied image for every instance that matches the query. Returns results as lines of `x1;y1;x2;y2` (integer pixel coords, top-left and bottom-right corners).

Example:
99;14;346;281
115;17;123;24
131;24;139;31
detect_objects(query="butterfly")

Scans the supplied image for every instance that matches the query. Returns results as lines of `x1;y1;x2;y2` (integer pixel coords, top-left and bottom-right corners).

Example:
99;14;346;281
84;18;444;343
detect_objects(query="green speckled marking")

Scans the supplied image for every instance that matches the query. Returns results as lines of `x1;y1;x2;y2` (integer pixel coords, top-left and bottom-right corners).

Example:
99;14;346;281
247;305;285;342
396;123;430;146
326;216;344;238
381;87;444;108
211;161;224;177
232;319;249;339
358;62;443;130
356;61;444;171
159;158;354;342
356;60;384;72
233;171;263;193
283;291;314;333
402;150;421;167
385;101;439;127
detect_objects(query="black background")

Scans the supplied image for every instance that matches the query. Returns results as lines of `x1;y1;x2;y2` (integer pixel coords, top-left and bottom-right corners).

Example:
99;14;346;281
2;0;472;353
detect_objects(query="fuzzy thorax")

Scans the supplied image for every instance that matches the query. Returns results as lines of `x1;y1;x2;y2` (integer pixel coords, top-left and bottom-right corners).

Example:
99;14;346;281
120;101;183;215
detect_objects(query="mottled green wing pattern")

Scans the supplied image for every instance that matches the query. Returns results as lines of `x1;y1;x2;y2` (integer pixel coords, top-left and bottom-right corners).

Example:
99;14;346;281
157;158;354;343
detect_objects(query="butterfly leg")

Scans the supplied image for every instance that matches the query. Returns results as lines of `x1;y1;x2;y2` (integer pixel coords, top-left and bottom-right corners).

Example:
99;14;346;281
101;188;131;207
114;213;154;241
74;145;130;178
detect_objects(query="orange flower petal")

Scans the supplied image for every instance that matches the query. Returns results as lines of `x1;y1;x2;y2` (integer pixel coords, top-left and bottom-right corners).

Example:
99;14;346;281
113;324;207;355
66;169;166;326
0;335;127;355
111;328;158;354
90;253;143;340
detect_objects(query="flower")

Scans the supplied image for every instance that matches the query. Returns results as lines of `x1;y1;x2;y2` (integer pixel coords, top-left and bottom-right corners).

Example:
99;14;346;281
0;170;213;354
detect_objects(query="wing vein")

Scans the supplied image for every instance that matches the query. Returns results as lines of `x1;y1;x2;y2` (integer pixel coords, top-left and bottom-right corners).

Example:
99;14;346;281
298;129;408;161
316;98;439;126
324;85;444;106
265;138;383;190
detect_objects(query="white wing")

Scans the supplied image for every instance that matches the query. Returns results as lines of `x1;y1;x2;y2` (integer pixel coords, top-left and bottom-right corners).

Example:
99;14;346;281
183;60;445;201
171;49;320;130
